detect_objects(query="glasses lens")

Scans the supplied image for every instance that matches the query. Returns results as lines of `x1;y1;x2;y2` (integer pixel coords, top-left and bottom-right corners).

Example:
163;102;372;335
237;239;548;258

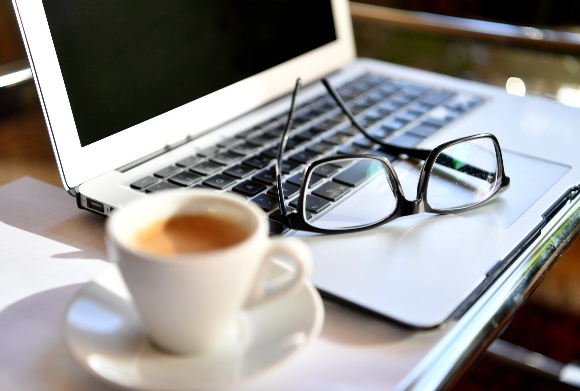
304;158;398;230
427;137;500;210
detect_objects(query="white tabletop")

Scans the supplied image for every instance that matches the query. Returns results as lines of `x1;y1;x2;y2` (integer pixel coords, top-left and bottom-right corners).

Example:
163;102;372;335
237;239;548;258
0;177;456;390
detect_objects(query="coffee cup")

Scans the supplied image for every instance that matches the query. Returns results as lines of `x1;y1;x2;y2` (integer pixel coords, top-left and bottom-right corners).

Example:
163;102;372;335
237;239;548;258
105;190;312;355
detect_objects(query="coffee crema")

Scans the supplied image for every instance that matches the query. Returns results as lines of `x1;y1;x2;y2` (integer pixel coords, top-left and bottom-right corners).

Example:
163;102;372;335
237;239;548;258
131;213;250;256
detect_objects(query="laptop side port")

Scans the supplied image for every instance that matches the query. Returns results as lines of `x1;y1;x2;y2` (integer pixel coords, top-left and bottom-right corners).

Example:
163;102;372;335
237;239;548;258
86;198;104;213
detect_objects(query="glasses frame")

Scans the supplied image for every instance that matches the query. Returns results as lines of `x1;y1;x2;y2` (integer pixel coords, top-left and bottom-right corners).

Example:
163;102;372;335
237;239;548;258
275;78;511;234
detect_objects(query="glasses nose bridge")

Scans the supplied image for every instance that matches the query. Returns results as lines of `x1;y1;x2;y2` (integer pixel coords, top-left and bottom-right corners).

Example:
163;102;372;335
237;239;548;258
401;196;425;216
395;160;430;216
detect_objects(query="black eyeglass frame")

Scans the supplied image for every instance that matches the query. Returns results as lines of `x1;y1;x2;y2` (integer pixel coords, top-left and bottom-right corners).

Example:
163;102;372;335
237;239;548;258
275;78;511;234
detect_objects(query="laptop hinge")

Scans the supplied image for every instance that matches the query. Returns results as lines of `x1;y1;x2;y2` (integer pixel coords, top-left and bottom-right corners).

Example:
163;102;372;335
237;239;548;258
67;186;78;197
116;136;197;173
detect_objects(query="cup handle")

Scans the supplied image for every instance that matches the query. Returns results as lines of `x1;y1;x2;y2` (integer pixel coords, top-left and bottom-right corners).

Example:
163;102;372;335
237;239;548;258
244;238;312;308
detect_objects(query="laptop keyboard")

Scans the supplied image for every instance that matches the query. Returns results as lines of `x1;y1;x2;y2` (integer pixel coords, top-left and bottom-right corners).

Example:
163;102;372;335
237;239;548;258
129;73;484;236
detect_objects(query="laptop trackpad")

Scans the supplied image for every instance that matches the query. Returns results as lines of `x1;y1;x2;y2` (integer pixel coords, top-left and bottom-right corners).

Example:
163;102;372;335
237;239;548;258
294;151;570;328
396;150;570;229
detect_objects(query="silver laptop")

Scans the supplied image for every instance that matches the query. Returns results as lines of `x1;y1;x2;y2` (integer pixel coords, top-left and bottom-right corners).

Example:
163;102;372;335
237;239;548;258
13;0;580;328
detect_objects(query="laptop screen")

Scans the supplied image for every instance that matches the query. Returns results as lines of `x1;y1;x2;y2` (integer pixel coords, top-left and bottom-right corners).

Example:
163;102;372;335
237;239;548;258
42;1;336;147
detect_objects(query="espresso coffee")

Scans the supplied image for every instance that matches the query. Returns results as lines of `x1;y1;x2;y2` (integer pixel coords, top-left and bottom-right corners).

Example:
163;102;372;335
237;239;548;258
131;213;250;256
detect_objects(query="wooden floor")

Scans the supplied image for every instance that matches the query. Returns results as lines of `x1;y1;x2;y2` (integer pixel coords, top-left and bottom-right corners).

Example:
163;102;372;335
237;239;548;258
0;88;61;187
2;86;580;390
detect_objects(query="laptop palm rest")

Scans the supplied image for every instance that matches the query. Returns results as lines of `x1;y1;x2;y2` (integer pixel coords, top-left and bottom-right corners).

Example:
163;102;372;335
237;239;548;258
293;150;570;328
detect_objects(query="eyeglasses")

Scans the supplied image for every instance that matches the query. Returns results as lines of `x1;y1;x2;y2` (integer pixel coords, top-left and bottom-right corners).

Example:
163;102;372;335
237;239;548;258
274;78;510;234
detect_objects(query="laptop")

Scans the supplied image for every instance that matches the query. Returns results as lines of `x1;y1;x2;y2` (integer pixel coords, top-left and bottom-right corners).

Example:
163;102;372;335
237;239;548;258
13;0;580;328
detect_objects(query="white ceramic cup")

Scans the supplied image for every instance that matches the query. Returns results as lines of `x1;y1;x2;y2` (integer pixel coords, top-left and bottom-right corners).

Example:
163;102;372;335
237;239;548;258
105;190;312;355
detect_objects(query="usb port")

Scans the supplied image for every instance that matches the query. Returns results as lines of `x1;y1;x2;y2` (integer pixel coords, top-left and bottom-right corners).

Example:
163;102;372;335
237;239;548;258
86;198;104;213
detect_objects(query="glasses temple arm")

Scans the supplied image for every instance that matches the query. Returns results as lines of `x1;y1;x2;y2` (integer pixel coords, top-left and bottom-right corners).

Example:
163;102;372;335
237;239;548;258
275;78;302;221
322;78;506;183
321;78;431;161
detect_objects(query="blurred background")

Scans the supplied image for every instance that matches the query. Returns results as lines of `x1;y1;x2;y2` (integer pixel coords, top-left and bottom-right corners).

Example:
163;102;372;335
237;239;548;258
1;1;580;389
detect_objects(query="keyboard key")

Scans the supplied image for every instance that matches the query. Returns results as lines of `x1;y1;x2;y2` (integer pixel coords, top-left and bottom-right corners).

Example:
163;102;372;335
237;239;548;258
421;90;456;106
388;132;423;148
382;118;406;132
369;127;393;139
338;126;359;137
308;141;335;154
288;150;319;164
364;109;384;123
396;111;421;123
168;171;202;187
243;156;272;169
422;116;452;128
130;176;159;190
230;142;259;156
175;155;201;167
251;193;279;212
294;129;321;141
407;103;433;115
224;164;255;179
154;165;180;178
290;195;330;214
268;182;301;199
190;161;222;176
264;139;305;158
292;112;318;127
313;163;341;178
391;93;415;106
287;137;307;149
352;95;375;110
353;135;374;148
348;103;367;115
210;151;242;166
145;181;180;193
334;160;375;187
336;86;361;101
377;83;401;97
287;172;324;188
310;98;337;114
264;126;284;138
366;89;389;102
247;134;278;146
280;159;302;174
232;180;267;197
203;174;236;190
311;119;342;132
197;145;220;157
377;100;401;115
313;181;351;201
253;169;277;186
406;123;440;138
402;83;430;97
261;147;280;159
324;132;351;145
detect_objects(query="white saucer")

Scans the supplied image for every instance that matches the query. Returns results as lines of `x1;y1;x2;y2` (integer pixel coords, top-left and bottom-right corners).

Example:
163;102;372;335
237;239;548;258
62;263;324;391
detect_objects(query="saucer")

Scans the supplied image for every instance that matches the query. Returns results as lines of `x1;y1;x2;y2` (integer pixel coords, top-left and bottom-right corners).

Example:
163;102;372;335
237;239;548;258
62;263;324;390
